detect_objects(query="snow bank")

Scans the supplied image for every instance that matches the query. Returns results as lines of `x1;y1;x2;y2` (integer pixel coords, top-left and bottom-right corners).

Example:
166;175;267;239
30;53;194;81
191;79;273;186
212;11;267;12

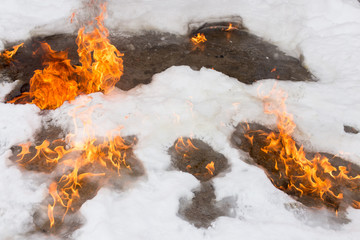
0;0;80;50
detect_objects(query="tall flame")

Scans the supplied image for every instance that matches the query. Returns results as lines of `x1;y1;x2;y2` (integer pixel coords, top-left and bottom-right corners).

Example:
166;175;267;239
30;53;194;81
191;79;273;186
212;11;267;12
247;86;360;210
8;3;123;110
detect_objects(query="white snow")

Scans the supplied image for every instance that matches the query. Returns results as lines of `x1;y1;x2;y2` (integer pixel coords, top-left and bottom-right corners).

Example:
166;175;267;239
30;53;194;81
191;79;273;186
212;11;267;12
1;0;360;239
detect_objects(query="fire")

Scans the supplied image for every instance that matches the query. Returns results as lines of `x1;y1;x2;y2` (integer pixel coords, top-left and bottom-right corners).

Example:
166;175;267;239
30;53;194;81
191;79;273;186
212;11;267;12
17;128;134;228
8;3;123;110
245;86;360;210
225;23;237;31
0;43;24;62
175;136;198;159
191;33;207;44
14;102;135;228
205;161;215;175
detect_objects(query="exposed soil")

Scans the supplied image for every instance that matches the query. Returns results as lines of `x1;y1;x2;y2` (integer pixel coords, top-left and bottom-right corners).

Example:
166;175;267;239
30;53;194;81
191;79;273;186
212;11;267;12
169;138;229;182
10;126;144;237
0;19;316;234
2;20;313;102
231;122;360;212
169;137;234;228
178;181;236;228
344;125;359;134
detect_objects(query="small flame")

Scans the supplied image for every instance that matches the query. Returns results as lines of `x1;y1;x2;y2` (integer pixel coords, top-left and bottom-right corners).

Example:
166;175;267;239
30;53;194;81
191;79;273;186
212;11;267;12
225;23;238;31
205;161;215;175
191;33;207;44
70;12;76;23
8;3;123;110
175;137;198;156
271;67;276;73
0;43;24;62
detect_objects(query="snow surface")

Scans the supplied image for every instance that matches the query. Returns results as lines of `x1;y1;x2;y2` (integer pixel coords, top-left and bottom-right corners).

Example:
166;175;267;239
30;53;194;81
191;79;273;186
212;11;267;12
1;0;360;239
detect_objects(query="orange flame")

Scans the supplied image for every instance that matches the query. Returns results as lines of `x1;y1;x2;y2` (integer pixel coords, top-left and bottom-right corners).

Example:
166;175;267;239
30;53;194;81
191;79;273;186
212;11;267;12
257;87;360;209
175;136;198;159
225;23;237;31
8;3;123;110
205;161;215;175
0;43;24;61
191;33;207;44
17;129;133;228
16;102;134;228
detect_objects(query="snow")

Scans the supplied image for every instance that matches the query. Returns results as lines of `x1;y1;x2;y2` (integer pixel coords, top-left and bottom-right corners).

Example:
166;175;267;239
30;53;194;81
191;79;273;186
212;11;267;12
1;0;360;239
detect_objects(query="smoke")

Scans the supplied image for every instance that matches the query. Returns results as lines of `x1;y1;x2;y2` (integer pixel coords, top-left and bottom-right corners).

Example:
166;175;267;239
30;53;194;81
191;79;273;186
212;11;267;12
71;0;108;30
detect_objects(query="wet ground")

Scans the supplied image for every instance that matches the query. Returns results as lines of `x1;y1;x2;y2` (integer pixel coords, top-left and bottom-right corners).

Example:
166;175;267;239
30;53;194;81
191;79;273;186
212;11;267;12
10;126;144;237
169;137;235;228
0;20;325;235
231;122;360;215
1;21;313;101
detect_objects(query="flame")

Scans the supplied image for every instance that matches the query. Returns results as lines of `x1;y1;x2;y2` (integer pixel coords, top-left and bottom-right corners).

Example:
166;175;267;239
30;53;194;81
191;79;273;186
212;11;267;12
15;103;134;228
191;33;207;44
271;67;276;73
205;161;215;175
248;86;360;209
175;136;198;158
8;3;123;110
225;23;237;31
70;12;76;23
0;43;24;62
17;129;134;228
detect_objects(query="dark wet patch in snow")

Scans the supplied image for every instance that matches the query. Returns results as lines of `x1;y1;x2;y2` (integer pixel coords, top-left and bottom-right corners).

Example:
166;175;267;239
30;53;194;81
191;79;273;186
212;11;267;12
10;128;144;236
344;125;359;134
1;21;313;102
231;122;360;214
169;137;235;228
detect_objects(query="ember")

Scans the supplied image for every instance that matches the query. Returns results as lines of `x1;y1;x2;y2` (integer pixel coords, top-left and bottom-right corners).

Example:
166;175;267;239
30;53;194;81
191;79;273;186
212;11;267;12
8;3;123;110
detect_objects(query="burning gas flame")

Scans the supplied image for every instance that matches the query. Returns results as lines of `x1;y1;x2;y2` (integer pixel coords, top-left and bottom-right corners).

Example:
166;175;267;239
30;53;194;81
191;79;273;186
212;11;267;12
175;136;198;159
225;23;237;31
8;3;123;110
191;33;207;44
205;161;215;175
0;43;24;62
15;102;134;228
245;86;360;210
18;129;133;228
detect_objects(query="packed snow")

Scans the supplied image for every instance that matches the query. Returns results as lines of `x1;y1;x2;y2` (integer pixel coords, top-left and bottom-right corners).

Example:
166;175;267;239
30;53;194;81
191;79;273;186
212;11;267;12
1;0;360;239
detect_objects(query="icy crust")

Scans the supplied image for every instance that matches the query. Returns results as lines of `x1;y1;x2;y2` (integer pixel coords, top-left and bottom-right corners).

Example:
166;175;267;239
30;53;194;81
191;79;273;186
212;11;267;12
41;66;360;239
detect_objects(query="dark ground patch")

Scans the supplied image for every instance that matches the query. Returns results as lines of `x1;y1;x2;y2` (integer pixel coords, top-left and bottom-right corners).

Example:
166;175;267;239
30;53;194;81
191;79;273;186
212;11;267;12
1;21;313;102
0;19;316;234
169;137;235;228
10;126;144;237
344;125;359;134
231;122;360;213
